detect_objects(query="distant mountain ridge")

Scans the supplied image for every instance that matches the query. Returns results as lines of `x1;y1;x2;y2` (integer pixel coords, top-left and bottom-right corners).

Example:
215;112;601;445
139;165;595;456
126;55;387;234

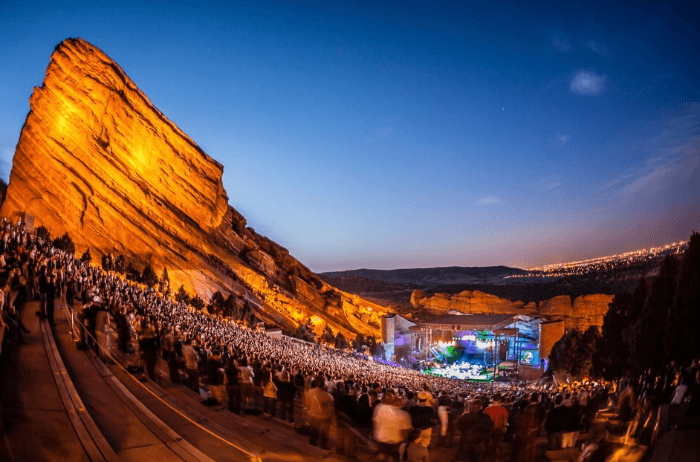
321;266;527;288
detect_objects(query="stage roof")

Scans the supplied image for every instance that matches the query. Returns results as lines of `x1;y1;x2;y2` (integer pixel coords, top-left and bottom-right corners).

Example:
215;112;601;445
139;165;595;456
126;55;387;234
413;314;517;331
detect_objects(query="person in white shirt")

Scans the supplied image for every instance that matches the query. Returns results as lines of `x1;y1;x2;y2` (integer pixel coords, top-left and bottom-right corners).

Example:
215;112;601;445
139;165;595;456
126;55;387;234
373;391;412;462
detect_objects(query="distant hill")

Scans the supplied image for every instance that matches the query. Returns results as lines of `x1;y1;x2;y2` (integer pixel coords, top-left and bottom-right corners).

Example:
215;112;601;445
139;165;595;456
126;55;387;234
321;266;527;288
320;246;684;315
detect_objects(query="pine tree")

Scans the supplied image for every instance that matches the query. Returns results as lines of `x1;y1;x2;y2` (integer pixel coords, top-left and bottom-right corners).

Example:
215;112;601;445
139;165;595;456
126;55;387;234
113;254;126;274
52;233;76;254
354;333;365;352
175;285;190;304
101;253;113;271
209;291;225;315
159;267;170;293
125;262;140;281
322;324;335;344
190;295;205;311
593;291;633;379
630;254;678;372
334;332;348;350
550;329;583;376
36;225;51;242
141;263;158;288
223;294;236;318
578;326;600;377
665;232;700;364
621;277;649;360
80;248;92;263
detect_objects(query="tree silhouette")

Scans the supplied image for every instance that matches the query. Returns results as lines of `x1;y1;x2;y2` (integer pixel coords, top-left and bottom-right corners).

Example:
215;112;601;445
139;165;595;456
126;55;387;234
141;263;158;288
190;294;205;311
550;329;582;376
321;324;335;344
209;291;225;315
113;254;126;274
354;333;365;352
159;267;170;294
36;225;51;242
222;294;236;318
334;332;348;349
52;233;76;254
80;248;92;263
665;232;700;364
292;318;316;342
629;254;678;372
101;253;113;271
593;291;633;379
175;285;190;304
125;262;140;281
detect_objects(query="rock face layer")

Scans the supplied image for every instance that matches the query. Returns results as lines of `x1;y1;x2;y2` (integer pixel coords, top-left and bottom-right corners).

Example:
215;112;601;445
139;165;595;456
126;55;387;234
1;38;387;337
411;289;613;331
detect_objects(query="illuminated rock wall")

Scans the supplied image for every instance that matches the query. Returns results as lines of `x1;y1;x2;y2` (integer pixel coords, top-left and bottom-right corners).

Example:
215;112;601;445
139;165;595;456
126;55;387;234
1;38;387;337
411;289;614;330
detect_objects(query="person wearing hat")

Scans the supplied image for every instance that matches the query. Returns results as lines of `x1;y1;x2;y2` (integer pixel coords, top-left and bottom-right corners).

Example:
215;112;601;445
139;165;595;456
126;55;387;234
455;398;493;462
409;390;438;449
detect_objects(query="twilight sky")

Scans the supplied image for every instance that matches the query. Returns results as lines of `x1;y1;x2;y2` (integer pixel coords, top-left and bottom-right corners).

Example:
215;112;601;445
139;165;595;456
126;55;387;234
1;1;698;272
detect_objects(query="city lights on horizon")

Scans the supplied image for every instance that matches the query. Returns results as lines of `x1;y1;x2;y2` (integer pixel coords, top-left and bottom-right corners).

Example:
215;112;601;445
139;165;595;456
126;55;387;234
507;240;689;279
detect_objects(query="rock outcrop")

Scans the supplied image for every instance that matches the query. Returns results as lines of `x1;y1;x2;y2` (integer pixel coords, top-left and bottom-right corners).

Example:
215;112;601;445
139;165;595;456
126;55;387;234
411;289;613;330
1;38;388;337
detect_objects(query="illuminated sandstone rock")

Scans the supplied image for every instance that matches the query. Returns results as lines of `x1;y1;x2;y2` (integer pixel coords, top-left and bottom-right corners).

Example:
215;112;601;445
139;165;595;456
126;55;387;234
1;38;387;337
410;289;614;328
410;289;531;315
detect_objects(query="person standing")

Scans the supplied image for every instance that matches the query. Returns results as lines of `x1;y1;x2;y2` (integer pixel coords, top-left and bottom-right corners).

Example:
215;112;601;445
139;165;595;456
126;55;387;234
224;355;241;413
140;321;159;381
277;371;296;423
455;399;494;462
182;338;200;391
37;267;48;320
238;357;255;409
306;377;334;450
512;393;545;462
45;274;56;326
484;393;509;455
410;391;438;451
373;392;412;462
262;370;278;417
94;301;112;361
544;394;570;449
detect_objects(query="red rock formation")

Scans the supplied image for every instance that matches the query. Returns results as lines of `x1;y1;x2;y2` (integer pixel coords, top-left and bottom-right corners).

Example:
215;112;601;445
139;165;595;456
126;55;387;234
1;38;388;337
410;289;614;329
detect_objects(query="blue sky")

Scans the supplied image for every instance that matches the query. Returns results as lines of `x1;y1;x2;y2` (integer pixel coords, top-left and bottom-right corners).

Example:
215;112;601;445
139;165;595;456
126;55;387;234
1;1;698;271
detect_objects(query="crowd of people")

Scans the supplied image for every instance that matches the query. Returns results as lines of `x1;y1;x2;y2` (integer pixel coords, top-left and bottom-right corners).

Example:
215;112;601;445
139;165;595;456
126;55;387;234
1;217;698;462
